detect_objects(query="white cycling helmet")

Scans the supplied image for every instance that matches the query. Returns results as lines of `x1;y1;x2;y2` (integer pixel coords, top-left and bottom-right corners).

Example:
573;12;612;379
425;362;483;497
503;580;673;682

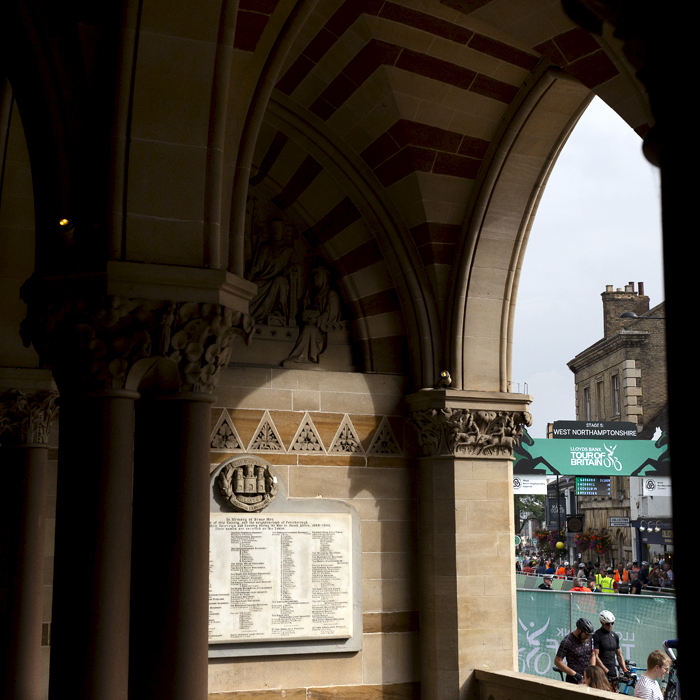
564;561;570;566
599;610;615;624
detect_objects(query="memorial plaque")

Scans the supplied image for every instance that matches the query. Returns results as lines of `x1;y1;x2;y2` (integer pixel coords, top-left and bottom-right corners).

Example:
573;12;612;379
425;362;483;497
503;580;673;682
209;512;353;644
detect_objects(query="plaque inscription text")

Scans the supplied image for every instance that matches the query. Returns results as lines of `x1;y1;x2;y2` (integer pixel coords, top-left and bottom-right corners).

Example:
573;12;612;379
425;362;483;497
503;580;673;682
209;513;353;643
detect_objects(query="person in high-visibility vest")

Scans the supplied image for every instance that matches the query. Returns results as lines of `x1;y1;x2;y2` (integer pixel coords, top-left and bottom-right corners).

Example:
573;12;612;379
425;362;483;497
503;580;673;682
598;568;617;593
614;564;630;593
614;564;629;584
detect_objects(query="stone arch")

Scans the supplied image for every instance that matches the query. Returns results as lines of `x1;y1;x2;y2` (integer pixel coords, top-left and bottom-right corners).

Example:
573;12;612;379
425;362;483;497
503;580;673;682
1;3;94;270
448;65;593;391
245;94;441;383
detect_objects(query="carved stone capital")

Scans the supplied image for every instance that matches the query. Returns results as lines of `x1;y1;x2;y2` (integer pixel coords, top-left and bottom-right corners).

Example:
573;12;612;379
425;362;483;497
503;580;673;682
20;278;253;394
408;407;532;457
406;389;532;458
0;389;59;446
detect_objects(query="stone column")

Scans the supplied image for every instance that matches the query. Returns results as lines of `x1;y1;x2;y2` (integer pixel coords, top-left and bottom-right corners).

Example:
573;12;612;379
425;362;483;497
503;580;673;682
130;392;213;700
406;389;532;700
0;389;58;700
49;389;138;700
19;291;152;700
127;299;252;700
19;266;255;700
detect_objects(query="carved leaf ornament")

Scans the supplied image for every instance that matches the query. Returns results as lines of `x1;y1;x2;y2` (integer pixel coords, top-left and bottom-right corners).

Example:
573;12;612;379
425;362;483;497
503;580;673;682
20;286;253;393
0;390;59;446
408;407;532;457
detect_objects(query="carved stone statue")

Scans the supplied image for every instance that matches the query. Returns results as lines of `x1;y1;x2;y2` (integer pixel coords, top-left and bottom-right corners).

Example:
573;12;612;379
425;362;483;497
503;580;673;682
247;219;299;325
283;266;341;365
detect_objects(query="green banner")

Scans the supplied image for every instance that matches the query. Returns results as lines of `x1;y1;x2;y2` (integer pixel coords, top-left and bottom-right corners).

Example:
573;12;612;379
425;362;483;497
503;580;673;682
514;429;669;477
516;587;677;681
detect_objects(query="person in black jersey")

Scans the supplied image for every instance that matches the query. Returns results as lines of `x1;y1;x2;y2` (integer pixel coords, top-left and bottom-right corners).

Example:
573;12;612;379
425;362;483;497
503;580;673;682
592;610;628;683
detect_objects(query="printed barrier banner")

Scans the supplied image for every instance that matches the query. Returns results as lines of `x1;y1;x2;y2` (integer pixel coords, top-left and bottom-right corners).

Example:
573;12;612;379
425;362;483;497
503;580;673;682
516;589;677;681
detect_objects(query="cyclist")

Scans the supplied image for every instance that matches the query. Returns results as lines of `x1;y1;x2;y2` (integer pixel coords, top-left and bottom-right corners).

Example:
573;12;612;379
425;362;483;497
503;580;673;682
554;618;595;684
593;610;628;686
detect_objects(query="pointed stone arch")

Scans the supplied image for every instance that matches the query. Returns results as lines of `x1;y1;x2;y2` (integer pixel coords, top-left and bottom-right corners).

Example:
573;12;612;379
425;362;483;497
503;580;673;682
448;66;593;391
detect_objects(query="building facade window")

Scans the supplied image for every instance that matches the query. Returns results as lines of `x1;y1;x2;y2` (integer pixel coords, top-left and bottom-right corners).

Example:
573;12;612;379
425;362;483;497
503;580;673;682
596;381;604;420
584;386;591;420
612;374;620;415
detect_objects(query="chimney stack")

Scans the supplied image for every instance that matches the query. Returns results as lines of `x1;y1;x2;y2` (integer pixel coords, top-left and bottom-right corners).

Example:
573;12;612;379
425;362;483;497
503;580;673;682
601;282;650;338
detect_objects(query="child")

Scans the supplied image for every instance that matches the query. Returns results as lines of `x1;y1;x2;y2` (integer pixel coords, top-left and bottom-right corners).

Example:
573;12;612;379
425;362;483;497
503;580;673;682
583;665;612;691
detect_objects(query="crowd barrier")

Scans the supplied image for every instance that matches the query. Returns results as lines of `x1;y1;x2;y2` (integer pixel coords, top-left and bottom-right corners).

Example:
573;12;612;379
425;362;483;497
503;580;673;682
516;572;675;596
516;584;677;682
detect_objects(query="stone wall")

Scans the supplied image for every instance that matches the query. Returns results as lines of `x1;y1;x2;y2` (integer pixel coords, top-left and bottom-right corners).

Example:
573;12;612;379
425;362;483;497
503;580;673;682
207;367;420;696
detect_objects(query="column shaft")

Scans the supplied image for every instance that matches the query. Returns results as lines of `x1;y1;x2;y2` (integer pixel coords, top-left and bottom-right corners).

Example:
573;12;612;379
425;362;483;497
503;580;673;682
407;389;531;700
48;393;137;700
418;455;517;699
130;395;212;700
1;446;48;700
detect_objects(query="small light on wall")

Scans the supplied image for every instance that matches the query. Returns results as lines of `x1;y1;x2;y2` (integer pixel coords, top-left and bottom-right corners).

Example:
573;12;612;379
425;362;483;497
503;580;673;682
59;218;70;226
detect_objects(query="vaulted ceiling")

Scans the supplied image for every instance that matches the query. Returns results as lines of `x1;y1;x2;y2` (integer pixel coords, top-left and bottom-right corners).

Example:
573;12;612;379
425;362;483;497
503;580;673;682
1;0;653;388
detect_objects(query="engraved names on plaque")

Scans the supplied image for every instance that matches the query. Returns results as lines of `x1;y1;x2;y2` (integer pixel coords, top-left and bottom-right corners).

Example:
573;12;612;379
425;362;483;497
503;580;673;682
209;512;353;643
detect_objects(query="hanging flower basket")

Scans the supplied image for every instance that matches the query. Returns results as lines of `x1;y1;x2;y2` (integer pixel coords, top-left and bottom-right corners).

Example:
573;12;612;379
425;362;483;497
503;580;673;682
574;529;612;556
533;528;566;556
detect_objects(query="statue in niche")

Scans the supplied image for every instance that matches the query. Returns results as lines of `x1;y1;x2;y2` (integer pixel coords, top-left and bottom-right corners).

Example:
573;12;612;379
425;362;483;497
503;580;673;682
246;218;300;326
283;266;341;365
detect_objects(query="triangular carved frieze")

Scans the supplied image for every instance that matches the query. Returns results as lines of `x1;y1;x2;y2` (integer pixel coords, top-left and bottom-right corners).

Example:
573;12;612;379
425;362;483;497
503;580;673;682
329;415;364;454
248;411;284;451
289;413;325;452
367;416;401;455
211;410;243;451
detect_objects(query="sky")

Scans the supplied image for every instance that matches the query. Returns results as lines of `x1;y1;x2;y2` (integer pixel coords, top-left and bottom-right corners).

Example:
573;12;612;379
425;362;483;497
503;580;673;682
512;97;664;438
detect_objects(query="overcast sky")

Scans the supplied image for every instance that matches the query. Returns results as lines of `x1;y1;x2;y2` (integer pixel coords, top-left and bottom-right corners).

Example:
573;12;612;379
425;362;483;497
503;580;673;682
512;97;664;438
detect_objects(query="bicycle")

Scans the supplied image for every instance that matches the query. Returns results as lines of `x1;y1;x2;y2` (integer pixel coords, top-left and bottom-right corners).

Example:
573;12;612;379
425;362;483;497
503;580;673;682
616;663;644;695
663;639;679;700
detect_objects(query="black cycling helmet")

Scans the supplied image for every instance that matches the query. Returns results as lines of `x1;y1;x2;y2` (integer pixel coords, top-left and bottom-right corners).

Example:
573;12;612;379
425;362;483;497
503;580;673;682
576;618;594;634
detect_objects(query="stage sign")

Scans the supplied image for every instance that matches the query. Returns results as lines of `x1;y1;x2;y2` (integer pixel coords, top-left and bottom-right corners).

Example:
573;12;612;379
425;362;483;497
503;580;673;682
514;429;669;477
551;421;638;440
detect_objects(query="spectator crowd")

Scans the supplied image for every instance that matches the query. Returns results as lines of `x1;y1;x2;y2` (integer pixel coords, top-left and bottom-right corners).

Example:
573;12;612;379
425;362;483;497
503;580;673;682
516;552;675;593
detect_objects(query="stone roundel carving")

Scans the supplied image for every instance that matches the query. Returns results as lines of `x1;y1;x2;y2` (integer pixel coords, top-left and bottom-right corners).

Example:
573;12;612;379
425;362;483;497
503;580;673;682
217;456;279;512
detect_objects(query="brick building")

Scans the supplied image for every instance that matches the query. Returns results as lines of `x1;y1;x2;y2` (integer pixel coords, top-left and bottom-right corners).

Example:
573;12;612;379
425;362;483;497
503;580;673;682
567;282;667;565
